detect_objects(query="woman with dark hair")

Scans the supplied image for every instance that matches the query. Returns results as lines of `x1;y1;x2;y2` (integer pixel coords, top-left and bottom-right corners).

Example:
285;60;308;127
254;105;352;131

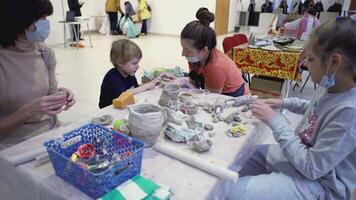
0;0;76;149
177;7;248;97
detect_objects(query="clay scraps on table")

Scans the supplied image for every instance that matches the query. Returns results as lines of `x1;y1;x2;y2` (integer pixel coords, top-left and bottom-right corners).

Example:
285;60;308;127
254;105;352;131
226;124;247;137
224;112;242;124
91;114;113;126
180;101;198;115
204;124;214;131
191;139;212;153
163;122;202;143
163;107;183;125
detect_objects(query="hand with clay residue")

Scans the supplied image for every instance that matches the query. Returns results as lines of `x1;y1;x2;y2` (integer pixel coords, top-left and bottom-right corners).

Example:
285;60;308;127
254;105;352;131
251;100;279;123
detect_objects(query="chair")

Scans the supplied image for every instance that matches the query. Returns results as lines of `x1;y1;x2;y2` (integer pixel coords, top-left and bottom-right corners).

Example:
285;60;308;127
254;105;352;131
293;64;317;92
222;33;248;53
222;34;251;84
232;33;248;47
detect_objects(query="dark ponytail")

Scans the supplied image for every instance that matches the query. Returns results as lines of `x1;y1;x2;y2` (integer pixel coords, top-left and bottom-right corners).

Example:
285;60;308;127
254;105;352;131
181;7;217;50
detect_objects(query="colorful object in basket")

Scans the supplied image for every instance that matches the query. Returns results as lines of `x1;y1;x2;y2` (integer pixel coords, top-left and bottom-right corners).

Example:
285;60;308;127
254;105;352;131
231;45;302;80
44;124;144;198
113;91;135;109
71;143;96;161
98;175;171;200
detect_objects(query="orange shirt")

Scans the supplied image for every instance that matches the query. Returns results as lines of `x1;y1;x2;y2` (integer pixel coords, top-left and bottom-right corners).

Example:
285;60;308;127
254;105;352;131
189;48;245;94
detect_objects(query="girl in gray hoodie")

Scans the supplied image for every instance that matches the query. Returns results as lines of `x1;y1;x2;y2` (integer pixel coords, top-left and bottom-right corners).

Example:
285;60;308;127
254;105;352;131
227;15;356;200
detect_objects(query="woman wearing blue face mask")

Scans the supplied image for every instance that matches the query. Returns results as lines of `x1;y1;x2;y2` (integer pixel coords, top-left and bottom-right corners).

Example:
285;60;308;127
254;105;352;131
226;16;356;200
0;0;76;149
176;8;249;97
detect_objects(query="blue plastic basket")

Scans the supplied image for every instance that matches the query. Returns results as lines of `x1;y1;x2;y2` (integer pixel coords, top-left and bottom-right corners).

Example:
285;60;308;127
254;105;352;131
44;124;144;199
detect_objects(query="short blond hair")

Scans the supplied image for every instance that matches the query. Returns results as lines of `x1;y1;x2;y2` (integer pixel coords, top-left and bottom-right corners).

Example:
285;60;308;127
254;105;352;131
110;39;142;67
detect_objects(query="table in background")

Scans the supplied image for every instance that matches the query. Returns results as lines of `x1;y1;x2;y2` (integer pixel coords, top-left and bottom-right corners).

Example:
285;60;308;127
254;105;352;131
0;88;269;200
58;20;93;49
231;44;303;98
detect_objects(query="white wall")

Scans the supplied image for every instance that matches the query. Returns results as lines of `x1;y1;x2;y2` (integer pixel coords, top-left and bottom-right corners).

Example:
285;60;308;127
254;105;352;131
342;0;351;14
229;0;238;31
148;0;216;35
47;0;104;45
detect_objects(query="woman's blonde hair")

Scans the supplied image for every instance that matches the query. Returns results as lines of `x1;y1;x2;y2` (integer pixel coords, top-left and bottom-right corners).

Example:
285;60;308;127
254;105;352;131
110;39;142;67
308;15;356;80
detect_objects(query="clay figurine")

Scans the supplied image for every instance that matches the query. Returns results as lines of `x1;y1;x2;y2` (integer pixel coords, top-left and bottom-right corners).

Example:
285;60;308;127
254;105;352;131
91;114;113;126
164;122;201;143
204;124;214;131
191;139;212;153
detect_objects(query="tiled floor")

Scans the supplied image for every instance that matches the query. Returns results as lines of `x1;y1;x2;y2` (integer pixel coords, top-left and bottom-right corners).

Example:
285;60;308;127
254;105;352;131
53;32;316;144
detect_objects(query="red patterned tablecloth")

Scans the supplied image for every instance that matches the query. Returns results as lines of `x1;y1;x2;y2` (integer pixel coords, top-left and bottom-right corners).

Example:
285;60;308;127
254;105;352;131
231;45;302;80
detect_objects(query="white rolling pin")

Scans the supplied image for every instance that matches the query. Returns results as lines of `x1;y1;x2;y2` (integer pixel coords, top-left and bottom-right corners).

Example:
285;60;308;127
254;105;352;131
153;142;239;182
7;147;47;166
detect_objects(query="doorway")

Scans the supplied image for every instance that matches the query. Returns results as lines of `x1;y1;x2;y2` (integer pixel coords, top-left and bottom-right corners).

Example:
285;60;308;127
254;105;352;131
215;0;230;35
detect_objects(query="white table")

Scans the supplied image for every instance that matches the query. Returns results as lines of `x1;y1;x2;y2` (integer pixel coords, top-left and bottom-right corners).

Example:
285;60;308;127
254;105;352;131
0;88;269;200
58;20;93;49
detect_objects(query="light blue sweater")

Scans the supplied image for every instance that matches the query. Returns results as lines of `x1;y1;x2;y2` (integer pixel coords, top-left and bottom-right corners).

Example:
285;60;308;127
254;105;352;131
267;87;356;200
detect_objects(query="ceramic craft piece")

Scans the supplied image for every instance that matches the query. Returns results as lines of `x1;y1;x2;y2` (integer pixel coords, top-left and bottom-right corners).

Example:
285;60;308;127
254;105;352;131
164;122;201;143
178;92;193;104
128;103;166;147
180;101;198;115
192;139;212;153
158;84;181;107
91;114;113;126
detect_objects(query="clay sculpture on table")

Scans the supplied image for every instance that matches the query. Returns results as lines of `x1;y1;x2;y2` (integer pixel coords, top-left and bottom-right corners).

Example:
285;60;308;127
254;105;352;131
128;103;166;147
164;122;201;143
91;114;114;126
180;101;198;115
192;139;212;153
158;84;181;107
179;92;193;104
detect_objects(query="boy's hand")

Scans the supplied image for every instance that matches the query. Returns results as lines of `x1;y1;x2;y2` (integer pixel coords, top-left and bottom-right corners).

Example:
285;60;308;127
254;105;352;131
159;73;176;80
146;77;160;90
251;100;279;123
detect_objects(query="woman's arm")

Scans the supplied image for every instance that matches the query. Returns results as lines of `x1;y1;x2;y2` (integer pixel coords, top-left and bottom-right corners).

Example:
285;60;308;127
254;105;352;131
0;95;67;135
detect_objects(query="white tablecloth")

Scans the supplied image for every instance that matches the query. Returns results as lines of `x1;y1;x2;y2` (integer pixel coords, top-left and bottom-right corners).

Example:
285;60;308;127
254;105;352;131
0;88;270;200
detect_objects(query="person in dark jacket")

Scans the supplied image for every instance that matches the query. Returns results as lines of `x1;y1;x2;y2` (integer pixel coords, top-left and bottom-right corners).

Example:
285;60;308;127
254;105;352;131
68;0;84;41
327;1;342;16
279;0;289;14
314;0;324;18
261;0;273;13
248;0;257;26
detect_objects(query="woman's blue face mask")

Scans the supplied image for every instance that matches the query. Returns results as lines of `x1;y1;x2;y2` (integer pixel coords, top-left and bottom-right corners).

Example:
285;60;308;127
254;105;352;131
25;19;50;42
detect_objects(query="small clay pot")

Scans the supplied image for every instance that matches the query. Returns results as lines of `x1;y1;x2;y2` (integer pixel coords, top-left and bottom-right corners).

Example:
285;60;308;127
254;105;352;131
158;84;181;107
178;92;193;103
128;104;166;147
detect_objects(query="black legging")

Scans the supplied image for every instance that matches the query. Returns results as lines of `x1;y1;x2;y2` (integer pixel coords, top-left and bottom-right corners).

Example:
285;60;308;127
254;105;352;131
107;12;118;32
